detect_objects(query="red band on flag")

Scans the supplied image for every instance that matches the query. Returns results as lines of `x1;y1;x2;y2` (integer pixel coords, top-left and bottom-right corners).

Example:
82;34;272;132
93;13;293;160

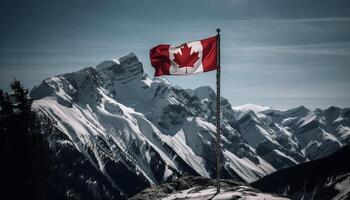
150;45;171;76
201;36;217;72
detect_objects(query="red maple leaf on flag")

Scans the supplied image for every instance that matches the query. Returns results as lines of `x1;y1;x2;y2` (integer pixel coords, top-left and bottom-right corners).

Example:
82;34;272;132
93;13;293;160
173;44;199;68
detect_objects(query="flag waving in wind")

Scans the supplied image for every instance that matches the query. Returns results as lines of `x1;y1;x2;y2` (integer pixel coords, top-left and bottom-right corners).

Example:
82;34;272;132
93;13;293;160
150;36;217;76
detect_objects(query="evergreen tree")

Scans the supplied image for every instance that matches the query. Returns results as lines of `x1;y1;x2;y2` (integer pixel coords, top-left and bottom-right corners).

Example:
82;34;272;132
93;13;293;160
0;89;13;117
10;79;33;135
0;89;13;141
0;80;50;200
0;89;15;195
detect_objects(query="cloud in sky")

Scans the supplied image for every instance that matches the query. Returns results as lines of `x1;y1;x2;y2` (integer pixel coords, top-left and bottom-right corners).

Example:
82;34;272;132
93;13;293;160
0;0;350;109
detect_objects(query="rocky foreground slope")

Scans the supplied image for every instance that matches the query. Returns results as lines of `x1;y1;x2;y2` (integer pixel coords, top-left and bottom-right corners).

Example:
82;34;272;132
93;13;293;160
130;176;289;200
252;144;350;200
30;53;350;199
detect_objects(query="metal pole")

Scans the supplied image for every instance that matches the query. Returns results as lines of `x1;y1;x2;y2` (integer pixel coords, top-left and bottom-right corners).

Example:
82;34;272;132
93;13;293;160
216;28;221;193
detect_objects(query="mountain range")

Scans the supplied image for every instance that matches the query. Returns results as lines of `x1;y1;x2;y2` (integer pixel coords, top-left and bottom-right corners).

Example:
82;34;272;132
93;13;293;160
30;53;350;199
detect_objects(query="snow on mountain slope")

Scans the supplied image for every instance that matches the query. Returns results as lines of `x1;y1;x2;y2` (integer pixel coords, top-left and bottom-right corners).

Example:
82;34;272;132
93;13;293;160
31;53;275;199
30;53;350;199
233;103;349;162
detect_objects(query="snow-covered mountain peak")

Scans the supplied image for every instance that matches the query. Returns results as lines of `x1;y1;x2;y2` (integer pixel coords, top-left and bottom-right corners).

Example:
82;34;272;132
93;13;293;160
96;52;138;70
192;86;215;100
282;105;310;115
119;52;139;65
232;103;271;113
96;52;144;84
31;53;147;105
96;60;119;70
232;103;271;121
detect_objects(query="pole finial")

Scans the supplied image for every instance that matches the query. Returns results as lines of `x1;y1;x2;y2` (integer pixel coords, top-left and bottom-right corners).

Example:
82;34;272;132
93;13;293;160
216;28;221;33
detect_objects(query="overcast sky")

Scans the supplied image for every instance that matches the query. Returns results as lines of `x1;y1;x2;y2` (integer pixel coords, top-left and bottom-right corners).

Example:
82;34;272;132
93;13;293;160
1;0;350;109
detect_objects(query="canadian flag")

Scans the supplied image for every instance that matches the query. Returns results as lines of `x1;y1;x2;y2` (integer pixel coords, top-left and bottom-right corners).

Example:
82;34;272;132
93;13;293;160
150;36;217;76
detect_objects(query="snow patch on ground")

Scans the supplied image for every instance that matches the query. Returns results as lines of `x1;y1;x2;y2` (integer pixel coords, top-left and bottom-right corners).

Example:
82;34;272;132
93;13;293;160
163;186;289;200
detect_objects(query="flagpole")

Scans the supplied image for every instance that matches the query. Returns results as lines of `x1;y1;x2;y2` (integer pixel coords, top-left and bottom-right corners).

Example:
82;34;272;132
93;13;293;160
216;28;221;193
